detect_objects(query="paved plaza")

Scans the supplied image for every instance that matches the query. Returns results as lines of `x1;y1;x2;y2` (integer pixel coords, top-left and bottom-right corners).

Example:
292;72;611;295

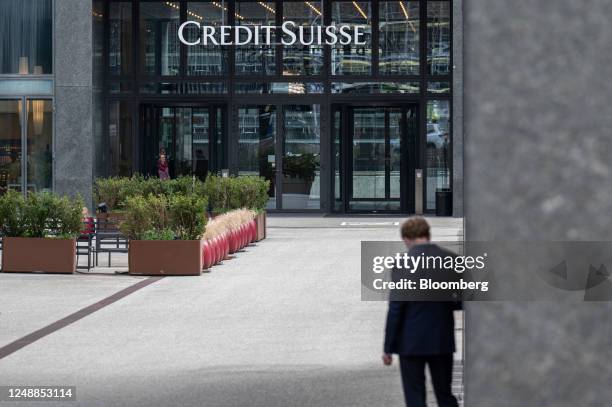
0;215;463;407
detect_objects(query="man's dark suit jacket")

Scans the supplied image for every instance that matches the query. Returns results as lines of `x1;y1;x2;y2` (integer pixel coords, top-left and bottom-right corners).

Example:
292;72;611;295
384;243;462;355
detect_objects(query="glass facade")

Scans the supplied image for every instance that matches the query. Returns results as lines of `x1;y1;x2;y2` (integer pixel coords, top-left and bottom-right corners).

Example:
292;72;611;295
282;105;320;209
0;100;22;193
283;2;324;76
0;0;52;75
238;105;276;209
186;2;228;75
109;2;132;75
331;1;372;75
379;1;419;75
26;99;53;192
140;2;181;75
0;0;54;196
235;2;275;75
102;0;453;214
426;99;450;210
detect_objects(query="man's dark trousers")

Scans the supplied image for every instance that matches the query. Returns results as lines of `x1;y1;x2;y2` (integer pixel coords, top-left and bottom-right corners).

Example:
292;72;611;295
399;354;457;407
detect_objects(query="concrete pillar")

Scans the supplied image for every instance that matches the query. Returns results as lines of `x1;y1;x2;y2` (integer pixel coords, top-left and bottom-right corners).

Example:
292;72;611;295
464;0;612;405
452;0;464;217
53;0;94;206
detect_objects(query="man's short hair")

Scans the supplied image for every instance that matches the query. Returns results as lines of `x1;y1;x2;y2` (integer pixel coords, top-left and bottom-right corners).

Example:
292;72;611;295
401;217;431;240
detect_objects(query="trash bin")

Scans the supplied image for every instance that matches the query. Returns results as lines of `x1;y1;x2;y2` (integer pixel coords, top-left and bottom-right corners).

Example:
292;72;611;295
435;189;452;216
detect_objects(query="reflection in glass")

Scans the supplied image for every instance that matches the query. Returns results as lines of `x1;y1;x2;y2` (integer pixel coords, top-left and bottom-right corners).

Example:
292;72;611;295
427;2;451;75
333;110;342;211
427;81;451;93
108;101;134;176
93;1;104;86
214;107;226;171
173;108;210;177
426;100;451;210
350;107;402;211
27;100;52;192
238;106;276;209
0;100;22;193
389;111;401;199
234;82;323;94
351;108;385;203
236;1;275;75
186;2;228;75
332;2;372;75
331;82;419;94
141;106;224;179
108;82;133;94
282;105;320;210
283;2;324;76
109;2;132;75
0;0;52;74
140;2;180;75
139;82;227;94
379;1;419;75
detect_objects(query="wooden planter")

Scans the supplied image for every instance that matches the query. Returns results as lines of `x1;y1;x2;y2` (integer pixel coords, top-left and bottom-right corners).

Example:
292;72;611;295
2;237;76;274
255;211;267;241
128;240;202;276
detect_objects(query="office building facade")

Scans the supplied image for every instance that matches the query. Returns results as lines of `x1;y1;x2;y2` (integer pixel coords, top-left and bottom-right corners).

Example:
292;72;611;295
0;0;462;215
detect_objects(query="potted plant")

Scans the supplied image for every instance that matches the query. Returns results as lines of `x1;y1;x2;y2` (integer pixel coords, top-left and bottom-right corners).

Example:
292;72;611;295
95;175;207;227
281;153;318;195
204;175;270;241
122;194;207;276
0;190;83;274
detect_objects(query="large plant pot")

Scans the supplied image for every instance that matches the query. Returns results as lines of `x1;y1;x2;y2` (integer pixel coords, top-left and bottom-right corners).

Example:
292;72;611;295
255;211;266;241
129;240;202;276
2;237;76;274
280;176;313;195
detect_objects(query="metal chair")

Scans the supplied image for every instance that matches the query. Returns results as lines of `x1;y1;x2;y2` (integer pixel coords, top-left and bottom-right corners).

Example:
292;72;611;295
94;216;129;267
76;234;93;271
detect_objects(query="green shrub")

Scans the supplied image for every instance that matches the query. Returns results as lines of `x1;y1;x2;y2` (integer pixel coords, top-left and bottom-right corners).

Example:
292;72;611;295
141;228;175;241
94;177;131;211
120;193;206;240
96;174;268;215
239;176;270;212
23;192;57;237
0;191;83;239
204;175;269;212
169;194;207;240
53;195;85;239
171;175;206;196
283;154;318;183
120;195;155;240
0;190;27;237
95;175;207;210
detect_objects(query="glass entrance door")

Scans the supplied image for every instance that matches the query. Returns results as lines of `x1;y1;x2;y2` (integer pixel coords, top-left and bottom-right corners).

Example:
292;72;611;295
0;98;53;195
334;105;417;213
140;105;225;179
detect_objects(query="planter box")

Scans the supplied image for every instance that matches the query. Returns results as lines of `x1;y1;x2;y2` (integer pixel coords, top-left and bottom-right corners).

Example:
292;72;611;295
128;240;202;276
281;176;313;195
2;237;76;274
255;211;267;241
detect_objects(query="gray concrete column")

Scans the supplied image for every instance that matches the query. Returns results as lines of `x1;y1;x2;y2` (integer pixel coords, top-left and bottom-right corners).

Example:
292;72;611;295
452;0;464;217
464;0;612;405
54;0;94;206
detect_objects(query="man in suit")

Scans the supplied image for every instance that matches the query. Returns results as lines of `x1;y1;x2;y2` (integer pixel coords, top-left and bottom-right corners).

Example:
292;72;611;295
383;217;460;407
